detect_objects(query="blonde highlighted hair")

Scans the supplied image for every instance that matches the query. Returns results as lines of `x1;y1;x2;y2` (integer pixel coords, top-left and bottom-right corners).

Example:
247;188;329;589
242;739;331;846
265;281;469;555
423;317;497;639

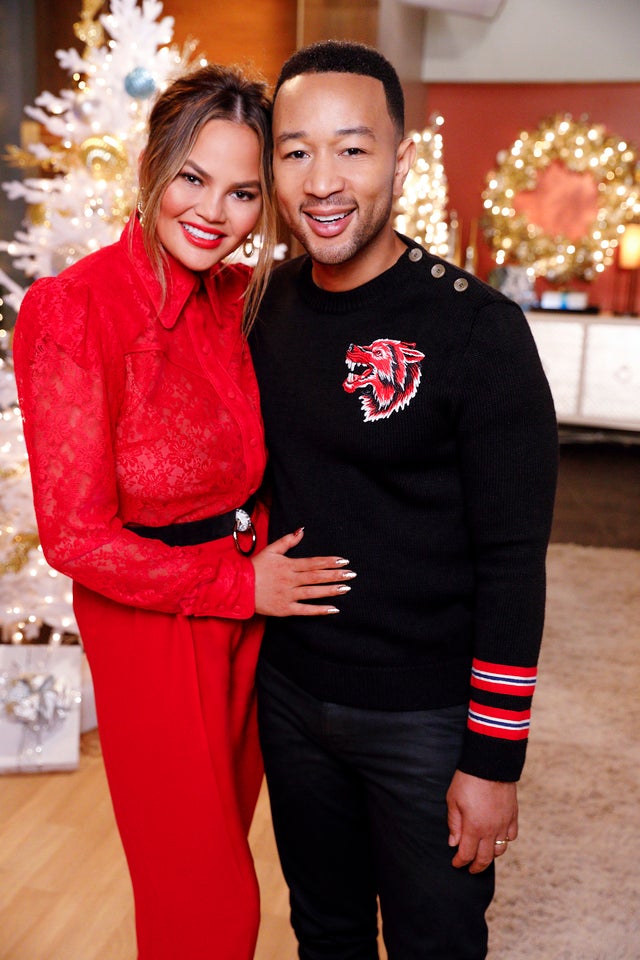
137;62;276;331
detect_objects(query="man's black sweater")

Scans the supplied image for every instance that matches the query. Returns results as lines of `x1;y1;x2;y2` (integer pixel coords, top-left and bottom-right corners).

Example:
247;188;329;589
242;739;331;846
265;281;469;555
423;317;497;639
250;239;558;781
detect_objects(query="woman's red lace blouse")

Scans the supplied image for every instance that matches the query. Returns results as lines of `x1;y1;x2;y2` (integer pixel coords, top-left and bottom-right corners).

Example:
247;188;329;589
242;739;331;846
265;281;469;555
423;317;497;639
13;219;267;619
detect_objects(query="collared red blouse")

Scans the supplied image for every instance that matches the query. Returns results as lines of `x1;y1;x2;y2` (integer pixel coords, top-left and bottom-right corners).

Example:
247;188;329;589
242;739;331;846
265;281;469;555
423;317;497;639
13;218;267;620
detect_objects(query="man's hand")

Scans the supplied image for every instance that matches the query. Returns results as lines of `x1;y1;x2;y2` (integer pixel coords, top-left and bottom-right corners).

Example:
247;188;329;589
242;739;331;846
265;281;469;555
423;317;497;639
446;770;518;874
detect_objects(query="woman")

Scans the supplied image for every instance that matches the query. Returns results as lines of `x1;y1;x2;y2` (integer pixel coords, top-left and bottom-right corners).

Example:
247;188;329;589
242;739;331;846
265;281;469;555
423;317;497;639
13;64;351;960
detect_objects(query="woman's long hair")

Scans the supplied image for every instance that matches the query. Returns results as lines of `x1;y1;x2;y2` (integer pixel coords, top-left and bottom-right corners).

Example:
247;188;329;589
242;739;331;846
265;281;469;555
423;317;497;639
137;62;275;331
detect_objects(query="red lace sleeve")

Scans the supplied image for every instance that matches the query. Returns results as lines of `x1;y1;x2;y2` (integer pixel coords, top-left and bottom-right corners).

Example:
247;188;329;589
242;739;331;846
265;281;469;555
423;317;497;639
13;276;257;620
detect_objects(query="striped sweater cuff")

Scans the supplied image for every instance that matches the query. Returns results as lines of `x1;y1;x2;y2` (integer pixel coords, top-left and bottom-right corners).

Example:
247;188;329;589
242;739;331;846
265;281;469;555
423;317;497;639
467;658;537;741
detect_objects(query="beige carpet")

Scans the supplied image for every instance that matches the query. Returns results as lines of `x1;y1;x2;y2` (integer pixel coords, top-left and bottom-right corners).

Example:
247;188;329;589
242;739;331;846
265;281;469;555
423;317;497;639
486;544;640;959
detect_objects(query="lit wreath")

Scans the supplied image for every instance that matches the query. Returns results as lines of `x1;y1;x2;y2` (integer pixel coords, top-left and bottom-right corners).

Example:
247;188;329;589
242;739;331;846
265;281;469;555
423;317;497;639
481;114;639;283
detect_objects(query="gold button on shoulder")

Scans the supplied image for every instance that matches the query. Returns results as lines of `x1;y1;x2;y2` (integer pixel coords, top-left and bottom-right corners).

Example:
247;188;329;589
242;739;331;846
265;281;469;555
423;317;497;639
431;263;445;278
409;247;423;262
454;277;469;292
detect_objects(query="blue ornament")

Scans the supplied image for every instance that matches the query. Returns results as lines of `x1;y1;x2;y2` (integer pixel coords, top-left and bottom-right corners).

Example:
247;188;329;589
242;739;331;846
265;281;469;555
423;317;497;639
124;67;156;100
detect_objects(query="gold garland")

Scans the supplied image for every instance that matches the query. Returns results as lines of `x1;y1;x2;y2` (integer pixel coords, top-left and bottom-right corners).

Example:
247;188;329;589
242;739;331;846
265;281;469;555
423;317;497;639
74;0;107;50
0;532;41;576
481;114;640;283
0;462;28;482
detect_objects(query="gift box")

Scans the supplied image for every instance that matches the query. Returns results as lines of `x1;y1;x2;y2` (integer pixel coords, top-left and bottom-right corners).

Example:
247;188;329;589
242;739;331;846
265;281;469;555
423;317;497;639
80;652;97;734
0;643;82;773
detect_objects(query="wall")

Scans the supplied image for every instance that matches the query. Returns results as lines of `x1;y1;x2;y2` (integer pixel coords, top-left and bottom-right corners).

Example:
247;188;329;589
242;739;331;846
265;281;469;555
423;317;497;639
298;0;379;47
162;0;296;85
422;81;640;313
34;0;83;93
418;0;640;82
32;0;297;91
0;0;36;301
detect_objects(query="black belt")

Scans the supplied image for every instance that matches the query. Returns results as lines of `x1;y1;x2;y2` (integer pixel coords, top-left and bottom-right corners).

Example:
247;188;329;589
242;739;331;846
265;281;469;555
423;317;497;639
124;495;257;554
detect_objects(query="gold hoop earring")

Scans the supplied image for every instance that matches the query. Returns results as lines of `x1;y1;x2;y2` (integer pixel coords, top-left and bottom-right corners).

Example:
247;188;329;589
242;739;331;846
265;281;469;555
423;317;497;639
243;235;254;258
136;187;146;224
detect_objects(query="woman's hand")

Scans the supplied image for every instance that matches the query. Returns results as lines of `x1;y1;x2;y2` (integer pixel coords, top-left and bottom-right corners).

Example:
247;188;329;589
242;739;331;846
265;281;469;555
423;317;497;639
252;527;356;617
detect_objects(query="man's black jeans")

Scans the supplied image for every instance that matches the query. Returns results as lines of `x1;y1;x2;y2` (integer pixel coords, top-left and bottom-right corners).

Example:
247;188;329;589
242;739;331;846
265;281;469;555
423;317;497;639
257;658;494;960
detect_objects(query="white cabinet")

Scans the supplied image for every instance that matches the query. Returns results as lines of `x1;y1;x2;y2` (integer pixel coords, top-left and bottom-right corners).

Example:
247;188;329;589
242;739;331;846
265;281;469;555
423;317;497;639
526;311;640;432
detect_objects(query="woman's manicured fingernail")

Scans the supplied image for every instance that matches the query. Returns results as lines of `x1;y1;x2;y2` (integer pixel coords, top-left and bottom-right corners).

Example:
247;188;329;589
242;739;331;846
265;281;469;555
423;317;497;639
336;584;351;593
335;558;349;565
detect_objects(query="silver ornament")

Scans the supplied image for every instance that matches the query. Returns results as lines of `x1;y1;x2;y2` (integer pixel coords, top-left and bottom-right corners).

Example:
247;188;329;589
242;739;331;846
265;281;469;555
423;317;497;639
124;67;156;100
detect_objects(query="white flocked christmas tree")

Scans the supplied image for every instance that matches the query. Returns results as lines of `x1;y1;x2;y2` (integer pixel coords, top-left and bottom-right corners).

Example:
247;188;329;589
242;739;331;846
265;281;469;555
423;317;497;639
0;0;198;642
0;0;197;301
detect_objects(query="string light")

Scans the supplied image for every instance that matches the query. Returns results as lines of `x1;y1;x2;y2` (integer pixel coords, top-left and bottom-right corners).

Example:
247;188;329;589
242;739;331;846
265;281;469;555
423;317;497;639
481;114;639;283
0;357;79;641
395;115;450;258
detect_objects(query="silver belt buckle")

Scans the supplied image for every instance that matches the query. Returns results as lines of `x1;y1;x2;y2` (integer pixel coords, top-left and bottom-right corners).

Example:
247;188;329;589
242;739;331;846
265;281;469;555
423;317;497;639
233;508;256;556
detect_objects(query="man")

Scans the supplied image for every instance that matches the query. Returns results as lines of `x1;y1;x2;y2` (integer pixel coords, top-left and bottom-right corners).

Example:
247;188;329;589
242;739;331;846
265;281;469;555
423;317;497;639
250;40;558;960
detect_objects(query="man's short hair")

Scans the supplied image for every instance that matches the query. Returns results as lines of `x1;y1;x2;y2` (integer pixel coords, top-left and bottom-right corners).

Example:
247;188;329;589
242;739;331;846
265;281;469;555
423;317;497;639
274;40;405;137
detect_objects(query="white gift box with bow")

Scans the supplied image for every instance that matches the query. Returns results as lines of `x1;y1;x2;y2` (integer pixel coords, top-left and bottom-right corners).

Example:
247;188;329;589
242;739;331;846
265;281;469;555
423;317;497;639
0;644;82;773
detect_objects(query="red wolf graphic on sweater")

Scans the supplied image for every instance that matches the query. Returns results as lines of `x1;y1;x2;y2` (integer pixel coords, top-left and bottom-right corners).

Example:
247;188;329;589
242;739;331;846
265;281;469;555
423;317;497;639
343;338;425;422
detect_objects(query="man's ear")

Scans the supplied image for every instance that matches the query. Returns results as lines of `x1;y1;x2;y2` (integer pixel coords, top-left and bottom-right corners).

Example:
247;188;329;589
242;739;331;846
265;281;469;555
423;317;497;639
393;137;416;199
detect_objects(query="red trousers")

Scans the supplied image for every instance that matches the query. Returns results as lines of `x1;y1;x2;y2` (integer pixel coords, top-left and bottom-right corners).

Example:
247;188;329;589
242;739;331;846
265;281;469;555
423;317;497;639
75;583;264;960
